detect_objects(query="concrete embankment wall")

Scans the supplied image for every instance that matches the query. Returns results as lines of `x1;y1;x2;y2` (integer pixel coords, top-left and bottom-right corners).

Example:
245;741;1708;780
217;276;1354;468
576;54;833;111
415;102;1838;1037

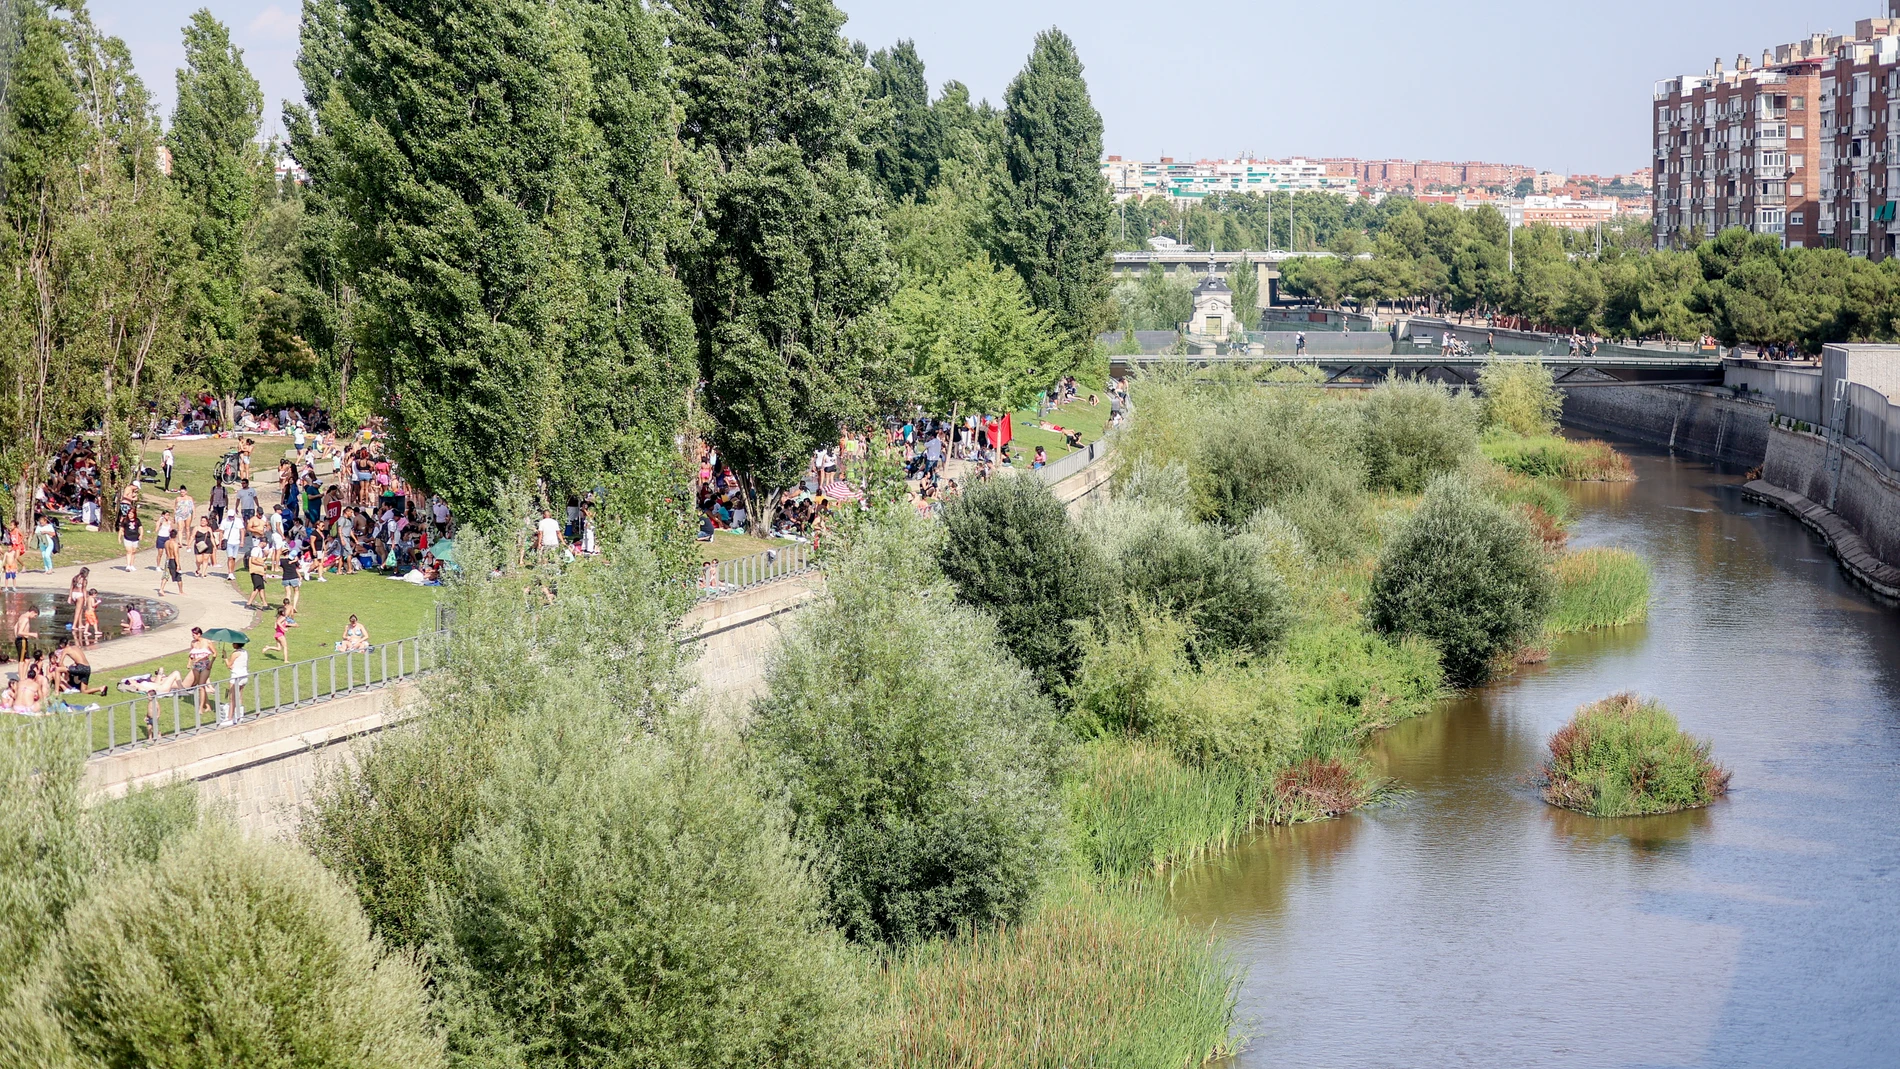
1759;426;1900;586
1560;385;1772;468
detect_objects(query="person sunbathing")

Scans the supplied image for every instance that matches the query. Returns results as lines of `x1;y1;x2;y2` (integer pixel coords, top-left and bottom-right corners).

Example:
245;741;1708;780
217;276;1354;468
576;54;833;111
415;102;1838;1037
118;668;185;696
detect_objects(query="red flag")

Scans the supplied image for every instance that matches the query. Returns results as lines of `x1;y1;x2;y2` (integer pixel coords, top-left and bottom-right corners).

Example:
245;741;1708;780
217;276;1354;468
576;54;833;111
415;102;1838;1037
998;412;1013;447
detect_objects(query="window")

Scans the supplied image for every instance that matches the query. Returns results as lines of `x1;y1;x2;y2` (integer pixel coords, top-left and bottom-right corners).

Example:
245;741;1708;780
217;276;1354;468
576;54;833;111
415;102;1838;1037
1791;212;1805;224
1792;154;1805;169
1791;183;1805;197
1791;126;1804;140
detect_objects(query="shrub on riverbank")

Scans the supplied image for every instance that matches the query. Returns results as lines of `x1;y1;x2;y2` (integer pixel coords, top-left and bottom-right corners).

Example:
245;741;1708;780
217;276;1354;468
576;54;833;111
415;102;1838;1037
1540;693;1730;816
753;514;1066;947
1549;547;1651;632
1368;476;1554;686
939;475;1109;693
1483;432;1635;482
1479;359;1563;437
1081;501;1291;658
877;876;1240;1069
1359;379;1479;493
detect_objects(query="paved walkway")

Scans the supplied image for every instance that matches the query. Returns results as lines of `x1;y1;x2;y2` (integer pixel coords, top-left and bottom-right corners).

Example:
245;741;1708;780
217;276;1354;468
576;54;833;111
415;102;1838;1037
19;553;258;673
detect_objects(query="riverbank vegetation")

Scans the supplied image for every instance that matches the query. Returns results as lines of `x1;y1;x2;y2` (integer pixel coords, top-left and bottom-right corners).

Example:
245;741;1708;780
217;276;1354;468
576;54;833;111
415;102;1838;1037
1540;694;1730;817
1549;548;1652;633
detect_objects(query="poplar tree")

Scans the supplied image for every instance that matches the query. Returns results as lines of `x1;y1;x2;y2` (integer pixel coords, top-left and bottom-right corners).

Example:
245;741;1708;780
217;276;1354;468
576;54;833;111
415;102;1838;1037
668;0;898;528
169;10;265;413
865;39;933;203
992;29;1113;367
282;0;361;417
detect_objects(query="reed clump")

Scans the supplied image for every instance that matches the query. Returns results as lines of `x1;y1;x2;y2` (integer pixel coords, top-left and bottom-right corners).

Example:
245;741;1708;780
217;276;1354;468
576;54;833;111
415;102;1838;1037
877;877;1241;1069
1540;693;1730;817
1483;433;1636;482
1548;547;1652;632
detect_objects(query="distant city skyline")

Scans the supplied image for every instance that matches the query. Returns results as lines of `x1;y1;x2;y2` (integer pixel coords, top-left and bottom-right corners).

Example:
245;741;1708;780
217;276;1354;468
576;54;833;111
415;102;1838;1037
99;0;1869;175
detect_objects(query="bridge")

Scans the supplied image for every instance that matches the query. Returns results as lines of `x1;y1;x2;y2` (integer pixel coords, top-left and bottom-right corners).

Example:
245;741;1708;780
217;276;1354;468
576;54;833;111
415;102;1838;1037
1120;349;1726;387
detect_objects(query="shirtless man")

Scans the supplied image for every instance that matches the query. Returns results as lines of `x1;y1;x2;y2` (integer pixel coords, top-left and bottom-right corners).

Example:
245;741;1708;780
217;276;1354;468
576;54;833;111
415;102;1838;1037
59;641;107;696
12;606;39;662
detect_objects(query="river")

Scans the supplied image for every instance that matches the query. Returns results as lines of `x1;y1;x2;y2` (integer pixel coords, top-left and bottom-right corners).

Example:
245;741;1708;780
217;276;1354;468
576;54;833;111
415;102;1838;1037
1169;439;1900;1068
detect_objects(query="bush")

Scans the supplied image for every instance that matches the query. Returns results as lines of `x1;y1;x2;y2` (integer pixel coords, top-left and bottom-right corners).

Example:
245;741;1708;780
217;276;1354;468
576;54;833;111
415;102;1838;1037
1479;359;1562;437
306;526;867;1066
1540;693;1730;816
1080;501;1289;657
938;475;1109;693
1549;547;1651;632
1482;433;1634;482
877;876;1239;1069
1367;476;1554;686
1359;379;1479;493
1198;393;1370;559
29;824;442;1069
431;720;870;1068
753;514;1067;947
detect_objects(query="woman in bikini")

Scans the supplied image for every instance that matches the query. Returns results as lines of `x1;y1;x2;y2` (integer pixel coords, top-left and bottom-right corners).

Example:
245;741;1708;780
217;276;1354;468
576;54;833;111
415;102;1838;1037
337;614;369;653
186;627;216;715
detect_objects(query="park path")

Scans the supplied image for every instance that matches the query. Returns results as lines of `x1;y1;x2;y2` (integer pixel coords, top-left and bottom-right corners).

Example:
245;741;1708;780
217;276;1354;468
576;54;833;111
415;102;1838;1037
26;552;257;673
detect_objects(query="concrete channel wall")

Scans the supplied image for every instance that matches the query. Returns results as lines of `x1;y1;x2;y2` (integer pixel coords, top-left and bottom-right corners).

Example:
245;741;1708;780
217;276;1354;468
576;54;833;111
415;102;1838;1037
1561;384;1773;467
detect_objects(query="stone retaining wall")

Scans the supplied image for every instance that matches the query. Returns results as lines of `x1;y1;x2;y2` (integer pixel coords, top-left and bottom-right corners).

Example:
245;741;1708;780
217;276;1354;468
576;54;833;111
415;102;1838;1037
1560;385;1772;467
1759;424;1900;581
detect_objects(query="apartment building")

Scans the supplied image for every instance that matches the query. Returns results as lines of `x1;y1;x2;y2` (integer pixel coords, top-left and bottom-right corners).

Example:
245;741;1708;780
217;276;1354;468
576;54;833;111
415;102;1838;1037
1100;157;1359;203
1653;5;1900;256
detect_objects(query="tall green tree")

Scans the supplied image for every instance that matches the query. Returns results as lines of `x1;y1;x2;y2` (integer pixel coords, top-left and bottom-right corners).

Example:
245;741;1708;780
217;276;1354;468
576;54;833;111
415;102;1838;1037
1229;252;1258;329
169;9;265;412
669;0;898;529
991;29;1112;368
1;3;181;525
865;38;933;203
889;254;1061;414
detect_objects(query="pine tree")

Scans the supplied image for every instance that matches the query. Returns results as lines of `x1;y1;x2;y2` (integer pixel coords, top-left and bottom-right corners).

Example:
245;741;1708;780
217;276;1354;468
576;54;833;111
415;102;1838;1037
170;10;266;411
992;29;1112;370
1229;252;1259;329
669;0;898;529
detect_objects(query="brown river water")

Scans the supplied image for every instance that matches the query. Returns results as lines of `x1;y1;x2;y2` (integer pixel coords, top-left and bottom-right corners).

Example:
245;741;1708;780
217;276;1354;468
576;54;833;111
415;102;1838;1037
1170;439;1900;1068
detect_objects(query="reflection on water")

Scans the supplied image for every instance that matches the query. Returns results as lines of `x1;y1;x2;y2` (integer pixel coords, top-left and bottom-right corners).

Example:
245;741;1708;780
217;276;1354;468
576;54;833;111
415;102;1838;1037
1170;443;1900;1068
1;588;178;659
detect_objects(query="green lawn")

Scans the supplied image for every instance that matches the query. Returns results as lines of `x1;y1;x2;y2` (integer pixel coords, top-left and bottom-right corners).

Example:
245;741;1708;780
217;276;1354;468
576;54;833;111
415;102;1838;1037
56;436;304;567
59;570;439;750
1008;393;1113;462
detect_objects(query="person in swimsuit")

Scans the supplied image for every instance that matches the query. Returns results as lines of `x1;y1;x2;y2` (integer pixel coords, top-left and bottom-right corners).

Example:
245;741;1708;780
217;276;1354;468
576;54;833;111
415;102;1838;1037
67;567;90;604
59;641;105;696
186;627;215;714
193;517;216;577
265;605;296;660
157;535;185;596
1;541;17;593
81;590;100;642
336;614;369;653
12;663;44;716
13;606;39;662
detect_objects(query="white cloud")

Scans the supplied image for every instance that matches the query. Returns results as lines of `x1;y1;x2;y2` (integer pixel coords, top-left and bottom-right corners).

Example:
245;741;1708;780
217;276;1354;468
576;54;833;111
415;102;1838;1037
247;5;298;44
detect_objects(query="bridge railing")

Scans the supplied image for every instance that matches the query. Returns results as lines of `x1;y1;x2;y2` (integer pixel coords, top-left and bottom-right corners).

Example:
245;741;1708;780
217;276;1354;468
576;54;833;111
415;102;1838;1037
79;628;449;757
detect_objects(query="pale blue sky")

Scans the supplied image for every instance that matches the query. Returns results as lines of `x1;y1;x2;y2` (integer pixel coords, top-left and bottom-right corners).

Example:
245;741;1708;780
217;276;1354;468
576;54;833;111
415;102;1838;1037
97;0;1870;174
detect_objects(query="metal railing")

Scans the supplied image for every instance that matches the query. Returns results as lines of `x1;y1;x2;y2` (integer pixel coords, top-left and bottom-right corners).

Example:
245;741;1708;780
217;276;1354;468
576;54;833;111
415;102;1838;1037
698;542;814;598
81;629;448;756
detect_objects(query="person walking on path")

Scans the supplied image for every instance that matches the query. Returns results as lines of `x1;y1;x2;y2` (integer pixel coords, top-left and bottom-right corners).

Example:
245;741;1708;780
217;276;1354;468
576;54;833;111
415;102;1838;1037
33;515;55;574
119;509;141;572
156;535;185;597
1296;331;1307;358
208;479;227;528
220;511;242;578
173;486;195;531
192;517;216;578
244;538;271;609
160;445;175;491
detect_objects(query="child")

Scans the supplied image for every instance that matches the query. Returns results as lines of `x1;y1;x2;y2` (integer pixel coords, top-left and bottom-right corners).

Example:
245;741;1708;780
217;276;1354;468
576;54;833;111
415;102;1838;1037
1;539;17;593
265;605;296;660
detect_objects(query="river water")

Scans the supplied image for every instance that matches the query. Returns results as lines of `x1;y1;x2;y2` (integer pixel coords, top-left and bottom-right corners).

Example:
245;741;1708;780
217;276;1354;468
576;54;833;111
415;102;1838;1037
1170;440;1900;1068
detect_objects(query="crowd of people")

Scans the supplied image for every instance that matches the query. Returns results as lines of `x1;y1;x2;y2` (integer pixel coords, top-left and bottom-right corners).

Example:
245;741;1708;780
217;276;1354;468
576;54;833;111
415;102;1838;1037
693;376;1128;546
